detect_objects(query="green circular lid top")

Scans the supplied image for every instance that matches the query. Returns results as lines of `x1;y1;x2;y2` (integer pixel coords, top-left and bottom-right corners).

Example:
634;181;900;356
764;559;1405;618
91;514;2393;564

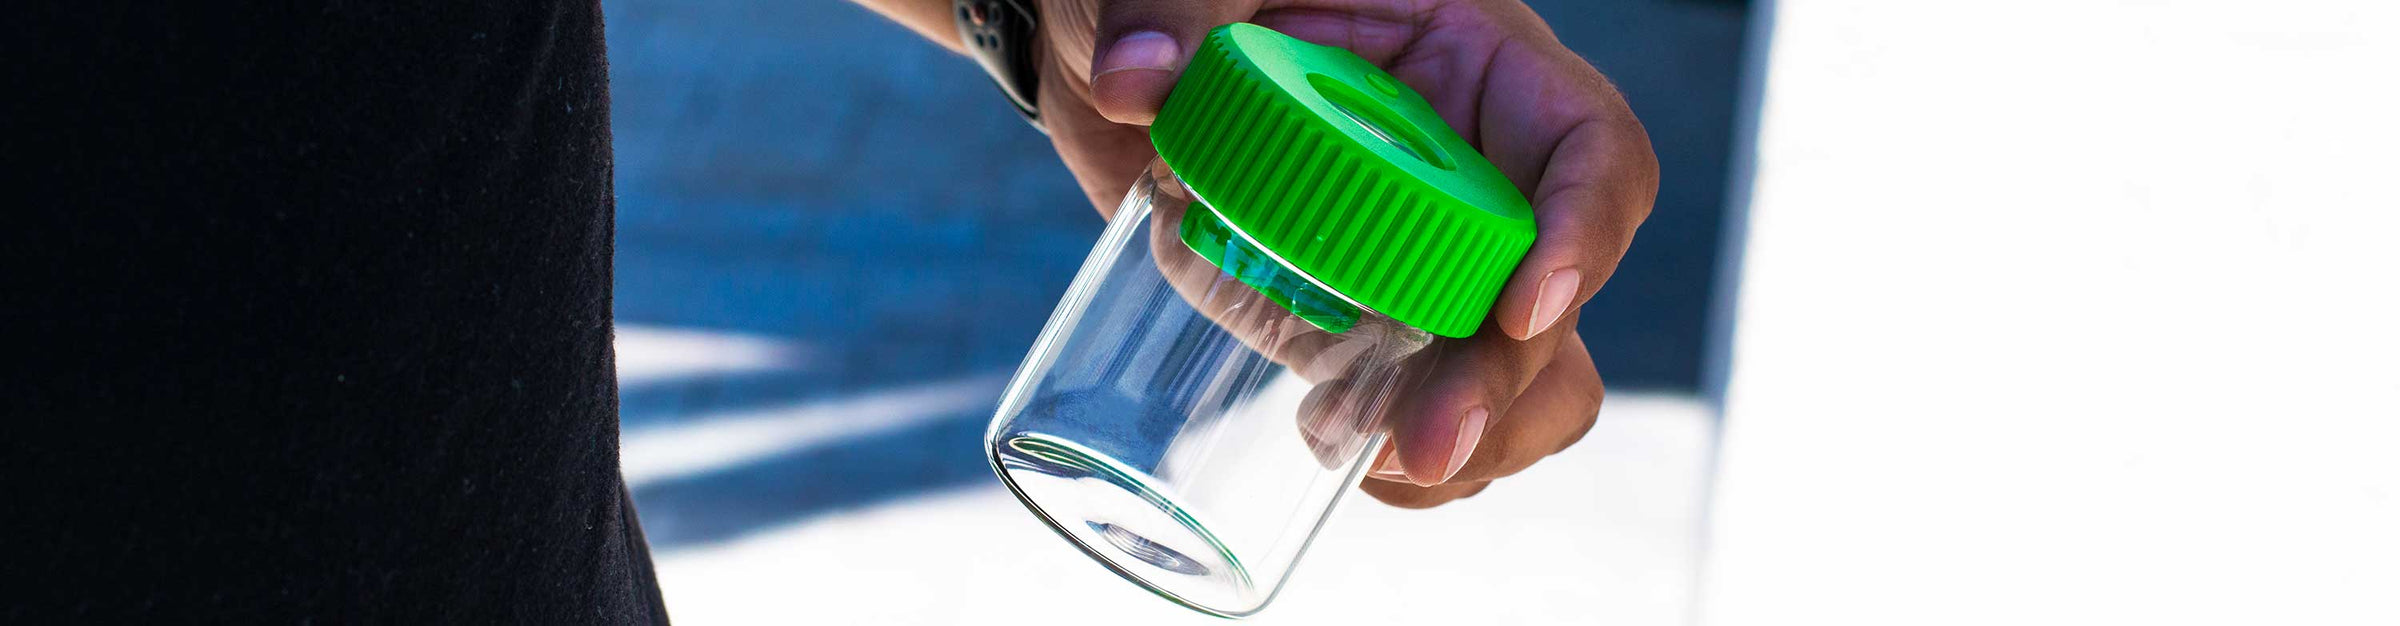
1152;23;1535;338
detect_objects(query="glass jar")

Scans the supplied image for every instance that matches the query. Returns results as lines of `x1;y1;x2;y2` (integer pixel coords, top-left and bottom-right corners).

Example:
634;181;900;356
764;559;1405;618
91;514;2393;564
985;23;1536;616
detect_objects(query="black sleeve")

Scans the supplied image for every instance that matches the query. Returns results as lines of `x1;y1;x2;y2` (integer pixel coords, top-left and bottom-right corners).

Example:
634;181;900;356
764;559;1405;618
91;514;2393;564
3;2;667;623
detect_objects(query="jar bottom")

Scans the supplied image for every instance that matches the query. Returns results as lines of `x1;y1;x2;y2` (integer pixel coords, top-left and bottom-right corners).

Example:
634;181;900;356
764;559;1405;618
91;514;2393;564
992;432;1260;614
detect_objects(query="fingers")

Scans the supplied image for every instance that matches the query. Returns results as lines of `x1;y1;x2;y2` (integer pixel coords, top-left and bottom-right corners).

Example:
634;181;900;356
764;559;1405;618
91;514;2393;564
1490;114;1656;341
1039;58;1160;216
1296;379;1371;470
1444;332;1601;483
1246;9;1418;65
1381;318;1578;487
1088;0;1263;124
1360;331;1601;508
1463;38;1659;342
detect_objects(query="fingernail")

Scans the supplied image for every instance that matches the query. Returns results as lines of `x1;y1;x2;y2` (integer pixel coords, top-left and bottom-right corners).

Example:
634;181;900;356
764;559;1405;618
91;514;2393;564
1095;31;1180;77
1369;452;1408;480
1525;268;1580;339
1441;407;1489;484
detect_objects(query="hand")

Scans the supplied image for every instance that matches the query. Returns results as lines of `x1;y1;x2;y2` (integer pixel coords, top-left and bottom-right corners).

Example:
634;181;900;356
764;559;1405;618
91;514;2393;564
1032;0;1659;507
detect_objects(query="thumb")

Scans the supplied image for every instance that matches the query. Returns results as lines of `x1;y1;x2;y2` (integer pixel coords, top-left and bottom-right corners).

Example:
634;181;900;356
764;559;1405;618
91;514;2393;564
1088;0;1259;125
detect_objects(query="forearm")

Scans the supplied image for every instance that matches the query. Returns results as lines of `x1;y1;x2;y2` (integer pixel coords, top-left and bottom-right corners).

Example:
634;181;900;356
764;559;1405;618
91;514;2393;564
848;0;965;54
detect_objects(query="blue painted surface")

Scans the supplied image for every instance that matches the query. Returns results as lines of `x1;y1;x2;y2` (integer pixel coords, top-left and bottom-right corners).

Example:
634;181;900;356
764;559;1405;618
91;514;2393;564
606;0;1749;548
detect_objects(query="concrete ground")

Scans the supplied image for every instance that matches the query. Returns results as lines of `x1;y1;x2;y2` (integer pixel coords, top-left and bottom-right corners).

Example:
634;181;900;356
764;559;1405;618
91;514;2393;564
621;326;1714;625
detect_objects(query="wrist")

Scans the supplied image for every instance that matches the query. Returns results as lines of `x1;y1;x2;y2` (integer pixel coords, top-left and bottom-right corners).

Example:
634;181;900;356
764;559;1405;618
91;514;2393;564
850;0;969;53
954;0;1044;131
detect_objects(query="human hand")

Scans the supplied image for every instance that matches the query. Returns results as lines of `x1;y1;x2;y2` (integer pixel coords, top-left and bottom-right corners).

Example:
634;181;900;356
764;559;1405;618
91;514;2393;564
1033;0;1658;507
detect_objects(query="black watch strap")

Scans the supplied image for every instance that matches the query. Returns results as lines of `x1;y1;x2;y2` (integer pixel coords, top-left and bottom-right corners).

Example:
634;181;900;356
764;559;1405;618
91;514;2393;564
954;0;1044;132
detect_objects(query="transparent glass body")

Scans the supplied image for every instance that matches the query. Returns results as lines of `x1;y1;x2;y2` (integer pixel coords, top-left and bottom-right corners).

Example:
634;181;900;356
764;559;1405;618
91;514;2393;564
986;159;1435;616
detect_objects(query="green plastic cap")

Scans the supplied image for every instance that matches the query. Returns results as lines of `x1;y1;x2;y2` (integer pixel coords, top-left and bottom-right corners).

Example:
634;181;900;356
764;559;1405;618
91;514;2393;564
1153;23;1535;338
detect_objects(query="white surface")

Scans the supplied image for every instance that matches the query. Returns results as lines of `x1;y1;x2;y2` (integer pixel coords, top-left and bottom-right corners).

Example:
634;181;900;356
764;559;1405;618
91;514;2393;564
645;394;1713;626
615;324;814;386
619;375;1002;488
1707;1;2400;624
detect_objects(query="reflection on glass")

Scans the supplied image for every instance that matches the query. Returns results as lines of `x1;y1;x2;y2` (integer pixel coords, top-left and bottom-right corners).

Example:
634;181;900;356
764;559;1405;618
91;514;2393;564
986;159;1435;616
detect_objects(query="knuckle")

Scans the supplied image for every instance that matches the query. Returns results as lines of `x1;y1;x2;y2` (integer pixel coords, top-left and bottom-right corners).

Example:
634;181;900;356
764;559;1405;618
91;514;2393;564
1621;146;1662;222
1555;405;1600;454
1458;422;1547;483
1457;437;1521;482
1554;379;1605;454
1580;376;1608;416
1484;339;1546;393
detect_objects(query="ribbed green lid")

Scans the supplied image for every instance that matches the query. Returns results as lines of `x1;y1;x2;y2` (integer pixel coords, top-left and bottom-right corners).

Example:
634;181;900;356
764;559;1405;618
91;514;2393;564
1153;24;1535;338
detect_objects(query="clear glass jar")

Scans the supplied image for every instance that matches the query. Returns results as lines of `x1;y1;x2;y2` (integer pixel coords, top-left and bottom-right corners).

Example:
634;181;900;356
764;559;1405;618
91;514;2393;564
984;23;1536;616
987;158;1433;616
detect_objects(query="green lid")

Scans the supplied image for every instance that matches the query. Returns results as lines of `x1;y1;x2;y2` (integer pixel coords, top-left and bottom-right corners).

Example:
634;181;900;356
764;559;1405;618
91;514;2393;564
1154;23;1535;338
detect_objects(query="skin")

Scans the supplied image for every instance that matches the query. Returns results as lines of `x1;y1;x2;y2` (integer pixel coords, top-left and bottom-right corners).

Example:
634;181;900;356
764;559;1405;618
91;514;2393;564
860;0;1659;507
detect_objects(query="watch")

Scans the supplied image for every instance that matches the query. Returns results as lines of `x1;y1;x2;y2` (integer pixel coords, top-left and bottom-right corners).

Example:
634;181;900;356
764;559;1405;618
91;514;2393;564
954;0;1044;132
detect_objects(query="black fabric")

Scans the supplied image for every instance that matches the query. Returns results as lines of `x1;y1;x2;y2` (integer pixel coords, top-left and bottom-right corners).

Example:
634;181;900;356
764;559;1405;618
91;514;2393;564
4;2;666;623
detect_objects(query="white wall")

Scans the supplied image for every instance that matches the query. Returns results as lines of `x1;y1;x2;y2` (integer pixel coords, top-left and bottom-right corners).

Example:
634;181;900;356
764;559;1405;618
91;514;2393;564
1706;1;2400;624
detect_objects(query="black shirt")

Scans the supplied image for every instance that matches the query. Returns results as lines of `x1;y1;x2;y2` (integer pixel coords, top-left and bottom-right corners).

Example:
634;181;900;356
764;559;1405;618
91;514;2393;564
5;2;666;622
